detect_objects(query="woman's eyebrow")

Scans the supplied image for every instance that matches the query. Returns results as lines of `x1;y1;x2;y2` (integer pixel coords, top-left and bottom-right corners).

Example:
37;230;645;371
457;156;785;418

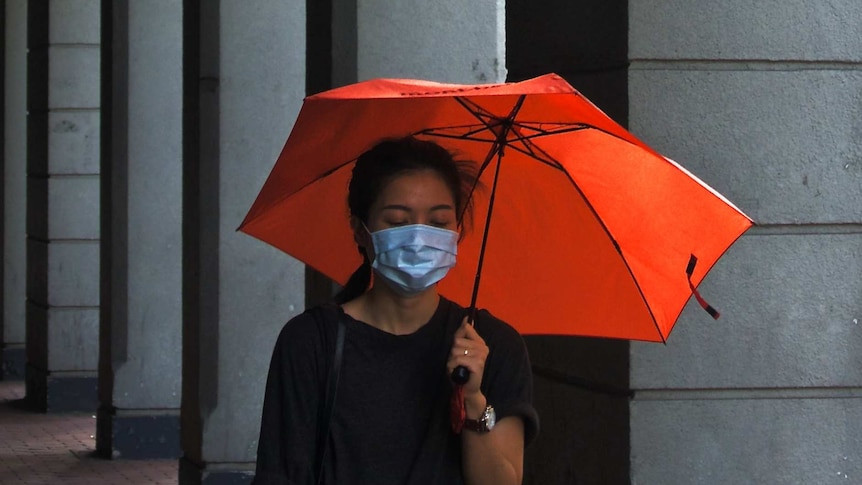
430;204;455;211
380;204;455;212
381;204;412;212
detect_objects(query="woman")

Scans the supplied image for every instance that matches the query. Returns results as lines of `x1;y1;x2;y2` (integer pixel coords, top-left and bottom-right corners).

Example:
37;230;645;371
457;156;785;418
253;136;538;484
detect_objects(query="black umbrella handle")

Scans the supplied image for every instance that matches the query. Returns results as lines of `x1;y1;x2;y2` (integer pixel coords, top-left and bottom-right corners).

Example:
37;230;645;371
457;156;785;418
451;366;470;385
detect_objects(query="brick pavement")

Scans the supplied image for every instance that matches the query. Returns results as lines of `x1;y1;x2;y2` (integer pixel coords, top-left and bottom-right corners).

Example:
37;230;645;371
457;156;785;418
0;380;177;484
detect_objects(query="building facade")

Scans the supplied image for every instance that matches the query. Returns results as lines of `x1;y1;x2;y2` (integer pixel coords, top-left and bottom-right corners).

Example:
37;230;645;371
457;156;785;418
2;1;860;483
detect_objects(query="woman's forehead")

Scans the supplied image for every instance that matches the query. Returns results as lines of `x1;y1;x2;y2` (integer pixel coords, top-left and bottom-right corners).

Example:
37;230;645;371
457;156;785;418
375;170;456;207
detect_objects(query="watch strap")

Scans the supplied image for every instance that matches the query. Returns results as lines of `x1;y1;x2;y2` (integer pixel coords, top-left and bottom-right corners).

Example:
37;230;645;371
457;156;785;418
463;405;494;433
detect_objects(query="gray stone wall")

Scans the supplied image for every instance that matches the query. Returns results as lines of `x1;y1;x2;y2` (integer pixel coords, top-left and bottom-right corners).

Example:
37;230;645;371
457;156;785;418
629;1;862;483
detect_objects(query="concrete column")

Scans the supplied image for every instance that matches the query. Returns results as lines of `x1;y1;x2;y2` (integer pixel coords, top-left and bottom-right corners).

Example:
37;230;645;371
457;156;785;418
3;0;27;381
629;1;862;483
25;0;101;412
337;0;507;85
96;0;182;459
179;1;305;482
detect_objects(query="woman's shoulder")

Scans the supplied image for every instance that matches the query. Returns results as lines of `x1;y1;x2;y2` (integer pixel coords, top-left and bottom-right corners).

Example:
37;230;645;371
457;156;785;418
441;298;523;343
274;303;343;350
476;308;527;353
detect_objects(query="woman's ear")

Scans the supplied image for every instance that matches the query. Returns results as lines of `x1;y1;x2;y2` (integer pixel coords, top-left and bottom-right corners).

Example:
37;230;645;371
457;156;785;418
350;216;368;247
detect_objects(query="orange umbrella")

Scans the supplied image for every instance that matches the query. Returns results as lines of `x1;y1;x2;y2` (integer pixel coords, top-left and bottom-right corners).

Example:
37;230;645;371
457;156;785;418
239;73;752;343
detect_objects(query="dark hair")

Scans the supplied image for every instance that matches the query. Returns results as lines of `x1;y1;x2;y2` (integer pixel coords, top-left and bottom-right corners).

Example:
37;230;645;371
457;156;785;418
333;136;478;304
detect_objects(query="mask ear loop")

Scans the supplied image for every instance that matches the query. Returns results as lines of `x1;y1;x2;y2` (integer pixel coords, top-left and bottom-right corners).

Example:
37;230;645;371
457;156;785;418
359;222;377;263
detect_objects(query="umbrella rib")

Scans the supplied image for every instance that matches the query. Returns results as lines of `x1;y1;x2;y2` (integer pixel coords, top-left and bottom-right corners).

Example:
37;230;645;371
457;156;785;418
502;142;564;170
421;126;565;171
501;117;667;341
512;123;591;138
552;153;666;343
243;158;356;228
421;123;616;143
439;95;664;340
419;119;631;150
419;130;497;144
416;123;494;140
510;122;635;146
454;97;506;129
505;122;567;169
465;96;528;320
451;93;653;159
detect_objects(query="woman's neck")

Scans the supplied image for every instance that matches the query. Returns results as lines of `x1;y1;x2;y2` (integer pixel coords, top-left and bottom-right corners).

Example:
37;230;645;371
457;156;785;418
346;284;440;335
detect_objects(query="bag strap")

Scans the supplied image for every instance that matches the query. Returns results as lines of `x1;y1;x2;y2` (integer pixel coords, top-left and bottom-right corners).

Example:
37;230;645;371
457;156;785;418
315;312;346;485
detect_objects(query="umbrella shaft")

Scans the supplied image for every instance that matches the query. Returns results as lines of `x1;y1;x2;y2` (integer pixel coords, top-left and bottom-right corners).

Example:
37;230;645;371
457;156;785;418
468;140;505;323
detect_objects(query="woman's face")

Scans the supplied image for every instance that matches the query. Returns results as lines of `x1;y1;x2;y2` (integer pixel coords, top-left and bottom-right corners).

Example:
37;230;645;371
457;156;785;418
365;169;458;233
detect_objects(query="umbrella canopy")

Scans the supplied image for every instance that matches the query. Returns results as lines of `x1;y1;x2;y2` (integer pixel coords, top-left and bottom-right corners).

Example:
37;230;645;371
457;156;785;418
240;73;752;343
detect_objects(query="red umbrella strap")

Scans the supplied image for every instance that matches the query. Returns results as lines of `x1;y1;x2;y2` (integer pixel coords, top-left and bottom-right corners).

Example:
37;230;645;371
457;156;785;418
686;254;720;320
450;384;466;434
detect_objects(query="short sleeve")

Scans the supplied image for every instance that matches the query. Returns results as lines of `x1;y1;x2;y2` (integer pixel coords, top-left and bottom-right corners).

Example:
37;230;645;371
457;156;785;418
477;310;540;445
252;309;334;484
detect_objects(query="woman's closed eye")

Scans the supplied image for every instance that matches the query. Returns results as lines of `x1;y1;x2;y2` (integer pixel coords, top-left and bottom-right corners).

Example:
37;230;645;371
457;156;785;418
384;220;410;227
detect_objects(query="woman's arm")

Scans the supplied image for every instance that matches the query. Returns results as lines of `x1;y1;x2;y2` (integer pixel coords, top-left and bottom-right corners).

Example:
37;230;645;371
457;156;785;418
448;319;526;485
461;392;525;484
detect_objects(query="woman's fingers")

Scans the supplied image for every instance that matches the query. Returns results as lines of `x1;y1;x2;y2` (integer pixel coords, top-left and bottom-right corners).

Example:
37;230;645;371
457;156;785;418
451;337;488;360
447;316;489;392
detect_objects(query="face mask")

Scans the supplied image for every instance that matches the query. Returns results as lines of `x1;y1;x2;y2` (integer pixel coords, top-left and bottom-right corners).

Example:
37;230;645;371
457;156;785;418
368;224;459;296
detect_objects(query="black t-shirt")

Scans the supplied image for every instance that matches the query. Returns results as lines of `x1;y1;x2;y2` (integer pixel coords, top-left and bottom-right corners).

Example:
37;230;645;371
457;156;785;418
252;297;539;485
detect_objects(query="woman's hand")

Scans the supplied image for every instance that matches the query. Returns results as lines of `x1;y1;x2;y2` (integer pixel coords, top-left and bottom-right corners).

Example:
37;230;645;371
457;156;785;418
448;315;525;485
447;316;490;412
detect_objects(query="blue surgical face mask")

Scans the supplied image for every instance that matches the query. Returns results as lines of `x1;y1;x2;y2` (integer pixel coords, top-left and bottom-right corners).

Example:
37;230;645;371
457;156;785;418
368;224;459;296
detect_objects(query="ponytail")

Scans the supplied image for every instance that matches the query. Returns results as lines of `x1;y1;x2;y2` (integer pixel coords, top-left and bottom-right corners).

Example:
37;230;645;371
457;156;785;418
333;252;372;304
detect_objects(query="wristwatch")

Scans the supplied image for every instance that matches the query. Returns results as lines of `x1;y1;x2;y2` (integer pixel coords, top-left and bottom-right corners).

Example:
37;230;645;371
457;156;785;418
463;405;496;433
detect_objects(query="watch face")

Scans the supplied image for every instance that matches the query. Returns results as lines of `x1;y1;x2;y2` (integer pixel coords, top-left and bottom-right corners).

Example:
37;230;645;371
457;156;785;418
465;405;497;433
485;406;496;430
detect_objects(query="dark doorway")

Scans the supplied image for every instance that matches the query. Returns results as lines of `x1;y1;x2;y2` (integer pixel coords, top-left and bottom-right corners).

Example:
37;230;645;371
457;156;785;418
507;1;632;483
